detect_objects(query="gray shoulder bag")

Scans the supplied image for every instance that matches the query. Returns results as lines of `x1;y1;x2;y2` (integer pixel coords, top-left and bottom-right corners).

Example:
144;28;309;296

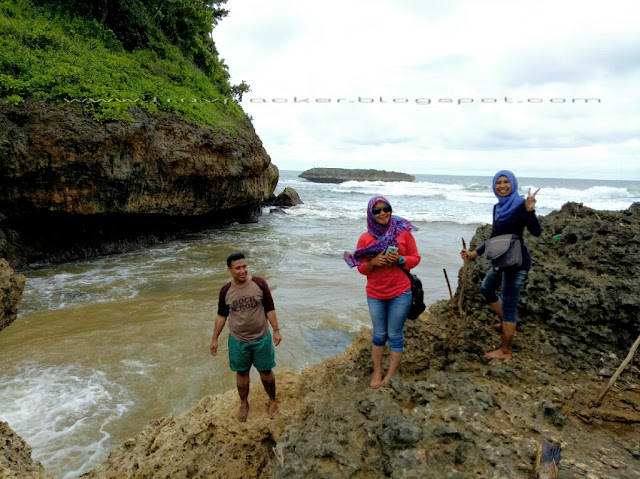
484;234;522;270
483;205;523;270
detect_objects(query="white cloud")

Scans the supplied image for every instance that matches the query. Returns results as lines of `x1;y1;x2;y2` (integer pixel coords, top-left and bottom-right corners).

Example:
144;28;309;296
214;0;640;180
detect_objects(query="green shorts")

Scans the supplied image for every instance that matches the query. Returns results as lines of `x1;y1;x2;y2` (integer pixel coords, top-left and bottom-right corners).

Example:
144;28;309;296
228;331;276;372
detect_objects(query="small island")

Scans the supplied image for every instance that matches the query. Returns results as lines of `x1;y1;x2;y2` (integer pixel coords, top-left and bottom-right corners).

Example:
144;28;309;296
299;168;415;183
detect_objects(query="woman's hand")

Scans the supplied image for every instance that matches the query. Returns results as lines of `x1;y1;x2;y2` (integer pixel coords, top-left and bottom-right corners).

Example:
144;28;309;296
525;187;540;212
385;250;400;265
461;249;478;261
366;251;390;270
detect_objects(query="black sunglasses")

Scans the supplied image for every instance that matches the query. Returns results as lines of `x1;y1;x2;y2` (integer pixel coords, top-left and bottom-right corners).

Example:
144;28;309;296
372;206;392;215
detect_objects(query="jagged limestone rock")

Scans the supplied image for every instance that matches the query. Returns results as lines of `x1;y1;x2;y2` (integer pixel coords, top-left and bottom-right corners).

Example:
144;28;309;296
0;421;50;479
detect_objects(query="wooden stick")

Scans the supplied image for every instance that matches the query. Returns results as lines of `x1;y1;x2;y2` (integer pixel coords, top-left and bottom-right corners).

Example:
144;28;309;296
593;333;640;407
445;240;470;349
443;268;454;301
457;238;467;317
443;268;455;338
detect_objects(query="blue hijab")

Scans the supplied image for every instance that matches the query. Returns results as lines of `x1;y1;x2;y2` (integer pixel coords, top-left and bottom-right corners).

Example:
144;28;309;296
493;170;525;222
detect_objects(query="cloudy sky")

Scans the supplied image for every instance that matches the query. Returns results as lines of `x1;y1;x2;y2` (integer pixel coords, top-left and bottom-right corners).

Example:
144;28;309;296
213;0;640;180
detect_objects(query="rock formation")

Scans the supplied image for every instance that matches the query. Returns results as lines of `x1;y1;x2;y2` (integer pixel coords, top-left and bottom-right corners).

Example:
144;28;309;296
77;202;640;479
0;421;50;479
0;101;279;268
273;187;303;207
299;168;414;183
263;187;304;208
0;258;25;332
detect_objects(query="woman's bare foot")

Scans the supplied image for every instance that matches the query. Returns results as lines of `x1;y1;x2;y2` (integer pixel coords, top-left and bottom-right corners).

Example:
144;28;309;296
483;349;513;361
237;401;249;422
380;351;403;387
380;372;398;387
268;399;278;418
370;372;383;389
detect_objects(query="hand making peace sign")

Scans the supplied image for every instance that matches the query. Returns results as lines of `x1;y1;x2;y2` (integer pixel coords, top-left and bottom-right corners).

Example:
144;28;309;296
525;187;540;212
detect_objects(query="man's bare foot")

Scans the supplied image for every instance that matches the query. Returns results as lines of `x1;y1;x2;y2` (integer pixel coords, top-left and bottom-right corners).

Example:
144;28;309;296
484;349;512;361
237;401;249;422
370;372;383;389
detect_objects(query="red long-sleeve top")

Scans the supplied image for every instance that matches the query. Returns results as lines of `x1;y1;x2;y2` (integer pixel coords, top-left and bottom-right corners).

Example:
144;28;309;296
356;229;421;300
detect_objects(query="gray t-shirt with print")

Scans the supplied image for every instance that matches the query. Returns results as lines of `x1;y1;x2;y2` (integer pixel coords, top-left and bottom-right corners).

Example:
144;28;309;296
217;276;275;343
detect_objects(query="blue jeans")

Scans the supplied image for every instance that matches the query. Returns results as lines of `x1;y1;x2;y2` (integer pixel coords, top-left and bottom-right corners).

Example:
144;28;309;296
366;289;412;352
480;267;529;324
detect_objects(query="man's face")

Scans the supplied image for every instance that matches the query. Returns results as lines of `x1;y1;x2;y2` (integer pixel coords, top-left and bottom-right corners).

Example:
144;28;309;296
228;259;248;284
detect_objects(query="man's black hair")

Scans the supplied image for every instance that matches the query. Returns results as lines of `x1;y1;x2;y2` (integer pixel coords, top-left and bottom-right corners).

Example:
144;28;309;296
226;252;245;268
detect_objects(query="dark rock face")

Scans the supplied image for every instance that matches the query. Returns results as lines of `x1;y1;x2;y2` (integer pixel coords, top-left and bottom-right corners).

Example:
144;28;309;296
0;258;24;332
0;102;279;268
299;167;414;183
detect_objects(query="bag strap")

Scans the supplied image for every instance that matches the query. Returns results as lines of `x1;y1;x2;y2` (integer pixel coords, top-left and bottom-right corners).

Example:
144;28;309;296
490;204;497;238
398;266;413;280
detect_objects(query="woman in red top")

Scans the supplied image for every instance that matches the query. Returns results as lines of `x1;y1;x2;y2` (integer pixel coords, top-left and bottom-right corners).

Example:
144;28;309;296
344;196;421;388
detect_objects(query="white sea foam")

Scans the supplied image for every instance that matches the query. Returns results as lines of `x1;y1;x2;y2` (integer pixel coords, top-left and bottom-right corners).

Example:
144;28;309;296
287;176;638;221
333;180;466;198
521;184;636;211
0;362;133;479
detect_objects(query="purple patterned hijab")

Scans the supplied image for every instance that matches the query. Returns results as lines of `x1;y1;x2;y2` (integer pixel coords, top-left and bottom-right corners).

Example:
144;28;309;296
343;196;418;268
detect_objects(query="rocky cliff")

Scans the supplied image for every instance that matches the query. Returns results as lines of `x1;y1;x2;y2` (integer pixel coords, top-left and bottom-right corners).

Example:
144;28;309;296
0;101;279;268
3;203;639;478
299;168;414;183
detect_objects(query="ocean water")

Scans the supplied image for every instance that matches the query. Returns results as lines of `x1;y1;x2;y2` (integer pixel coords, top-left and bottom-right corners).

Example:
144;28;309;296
0;171;638;478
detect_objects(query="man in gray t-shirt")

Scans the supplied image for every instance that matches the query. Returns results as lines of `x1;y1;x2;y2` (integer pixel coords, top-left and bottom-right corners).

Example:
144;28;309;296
210;252;282;422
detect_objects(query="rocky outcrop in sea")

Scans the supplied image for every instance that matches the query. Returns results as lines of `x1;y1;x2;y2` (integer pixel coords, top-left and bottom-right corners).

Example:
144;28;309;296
263;186;304;208
2;202;639;478
299;168;414;183
0;101;278;268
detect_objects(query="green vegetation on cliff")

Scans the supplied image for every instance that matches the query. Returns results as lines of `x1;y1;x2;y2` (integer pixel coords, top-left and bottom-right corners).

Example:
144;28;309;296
0;0;249;132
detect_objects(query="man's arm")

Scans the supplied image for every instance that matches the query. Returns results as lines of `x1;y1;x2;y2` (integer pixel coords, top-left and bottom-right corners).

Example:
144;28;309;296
210;314;228;356
266;310;282;346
